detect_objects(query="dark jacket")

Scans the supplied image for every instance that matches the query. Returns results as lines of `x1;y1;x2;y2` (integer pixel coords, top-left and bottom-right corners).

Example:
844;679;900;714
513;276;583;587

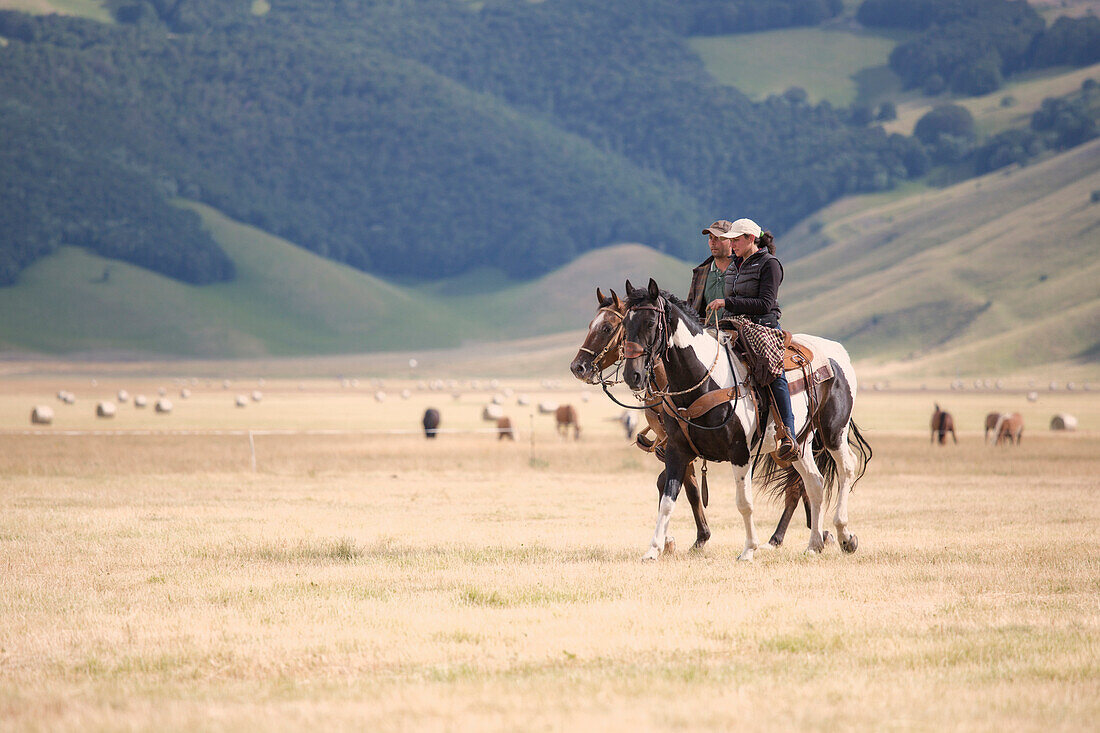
723;250;783;328
686;255;714;320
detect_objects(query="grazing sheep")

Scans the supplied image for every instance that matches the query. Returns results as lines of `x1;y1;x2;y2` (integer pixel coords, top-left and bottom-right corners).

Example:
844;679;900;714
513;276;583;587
1050;414;1077;431
134;395;148;408
496;416;516;440
422;408;441;438
482;404;504;421
31;405;53;425
155;399;173;414
96;401;117;418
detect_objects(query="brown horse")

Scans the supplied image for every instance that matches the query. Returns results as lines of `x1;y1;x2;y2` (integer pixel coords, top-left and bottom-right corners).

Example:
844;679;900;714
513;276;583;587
930;404;957;445
994;413;1024;445
555;404;581;440
496;416;516;441
984;412;1001;444
569;287;826;551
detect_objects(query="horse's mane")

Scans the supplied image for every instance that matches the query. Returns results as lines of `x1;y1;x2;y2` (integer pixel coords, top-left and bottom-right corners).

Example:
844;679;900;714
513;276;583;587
625;288;706;330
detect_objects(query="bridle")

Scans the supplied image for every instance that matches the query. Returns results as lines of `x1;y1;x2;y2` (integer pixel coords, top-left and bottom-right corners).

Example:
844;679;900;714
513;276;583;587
577;306;626;384
622;299;722;399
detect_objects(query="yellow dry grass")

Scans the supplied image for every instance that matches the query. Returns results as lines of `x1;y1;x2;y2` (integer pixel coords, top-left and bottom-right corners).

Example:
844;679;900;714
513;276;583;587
1;377;1098;731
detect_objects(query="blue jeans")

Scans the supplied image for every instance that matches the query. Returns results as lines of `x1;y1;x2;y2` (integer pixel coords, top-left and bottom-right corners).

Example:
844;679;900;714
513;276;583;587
766;323;795;440
770;371;796;440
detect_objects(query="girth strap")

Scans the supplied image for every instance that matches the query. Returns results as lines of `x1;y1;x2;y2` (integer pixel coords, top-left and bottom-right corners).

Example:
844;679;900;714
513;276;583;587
661;384;747;458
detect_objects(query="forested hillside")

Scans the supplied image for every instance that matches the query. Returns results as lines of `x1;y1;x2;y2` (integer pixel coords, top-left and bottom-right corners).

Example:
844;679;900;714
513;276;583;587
0;0;925;285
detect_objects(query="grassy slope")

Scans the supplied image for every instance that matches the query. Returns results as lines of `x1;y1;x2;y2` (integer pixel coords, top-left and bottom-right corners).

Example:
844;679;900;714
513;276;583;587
690;26;905;105
885;62;1100;137
0;201;692;357
0;0;111;22
781;139;1100;374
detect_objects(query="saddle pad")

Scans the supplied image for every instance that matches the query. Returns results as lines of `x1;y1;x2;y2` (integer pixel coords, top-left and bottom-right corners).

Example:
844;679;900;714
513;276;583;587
787;362;834;396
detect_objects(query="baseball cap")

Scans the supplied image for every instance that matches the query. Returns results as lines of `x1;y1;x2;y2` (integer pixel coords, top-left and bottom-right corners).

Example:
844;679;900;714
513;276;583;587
701;218;762;239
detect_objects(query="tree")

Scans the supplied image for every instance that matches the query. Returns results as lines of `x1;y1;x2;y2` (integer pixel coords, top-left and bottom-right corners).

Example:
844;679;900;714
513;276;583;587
914;104;976;144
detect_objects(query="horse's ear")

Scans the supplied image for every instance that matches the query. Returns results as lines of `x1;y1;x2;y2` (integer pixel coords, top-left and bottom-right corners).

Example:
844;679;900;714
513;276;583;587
610;289;621;308
596;287;605;305
624;279;634;295
647;278;660;299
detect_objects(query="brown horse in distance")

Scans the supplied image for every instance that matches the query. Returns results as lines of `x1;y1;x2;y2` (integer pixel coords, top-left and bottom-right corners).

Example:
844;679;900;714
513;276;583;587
555;405;581;440
984;412;1001;444
931;404;957;445
994;413;1024;445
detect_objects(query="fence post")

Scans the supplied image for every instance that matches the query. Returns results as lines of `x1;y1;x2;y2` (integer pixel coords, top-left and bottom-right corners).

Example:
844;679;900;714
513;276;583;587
248;430;257;473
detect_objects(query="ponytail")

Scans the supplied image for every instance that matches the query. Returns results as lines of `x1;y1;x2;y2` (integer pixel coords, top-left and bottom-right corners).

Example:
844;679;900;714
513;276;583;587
758;230;775;254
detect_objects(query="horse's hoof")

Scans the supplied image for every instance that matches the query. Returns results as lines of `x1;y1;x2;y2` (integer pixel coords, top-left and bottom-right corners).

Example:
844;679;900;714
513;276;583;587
642;548;660;562
767;537;782;548
690;540;707;552
737;549;755;562
664;536;677;554
840;534;859;554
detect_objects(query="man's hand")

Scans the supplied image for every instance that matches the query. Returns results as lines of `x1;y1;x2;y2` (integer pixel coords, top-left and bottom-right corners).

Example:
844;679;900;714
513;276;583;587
706;299;724;311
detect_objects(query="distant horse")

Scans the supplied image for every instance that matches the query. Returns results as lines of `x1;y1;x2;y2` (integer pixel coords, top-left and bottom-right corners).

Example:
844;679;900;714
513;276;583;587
930;404;957;445
496;416;516;441
620;279;870;561
984;412;1001;444
994;413;1024;445
569;287;825;551
618;411;639;439
555;404;581;440
422;408;441;438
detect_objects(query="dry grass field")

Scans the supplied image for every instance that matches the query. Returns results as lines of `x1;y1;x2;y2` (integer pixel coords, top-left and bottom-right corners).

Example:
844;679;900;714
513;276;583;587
1;375;1098;731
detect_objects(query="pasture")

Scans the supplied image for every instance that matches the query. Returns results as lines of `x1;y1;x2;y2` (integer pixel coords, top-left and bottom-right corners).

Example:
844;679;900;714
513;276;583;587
1;376;1098;730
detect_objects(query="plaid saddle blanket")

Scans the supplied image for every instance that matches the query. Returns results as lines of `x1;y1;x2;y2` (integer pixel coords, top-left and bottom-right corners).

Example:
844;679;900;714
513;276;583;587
718;316;785;385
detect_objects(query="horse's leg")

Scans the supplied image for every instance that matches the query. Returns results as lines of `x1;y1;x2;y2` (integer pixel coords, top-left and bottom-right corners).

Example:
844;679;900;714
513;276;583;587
792;450;827;554
828;424;859;554
729;461;760;561
682;463;710;550
643;449;687;561
767;486;801;547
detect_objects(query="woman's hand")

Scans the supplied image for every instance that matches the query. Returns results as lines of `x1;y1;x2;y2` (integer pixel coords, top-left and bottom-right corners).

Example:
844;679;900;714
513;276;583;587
707;299;724;312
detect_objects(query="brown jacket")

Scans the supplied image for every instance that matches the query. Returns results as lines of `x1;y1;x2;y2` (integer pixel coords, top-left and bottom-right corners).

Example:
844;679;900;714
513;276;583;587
686;256;714;320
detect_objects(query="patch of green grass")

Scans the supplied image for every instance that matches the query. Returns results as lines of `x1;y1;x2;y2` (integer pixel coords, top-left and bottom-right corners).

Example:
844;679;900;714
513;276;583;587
244;536;364;563
690;27;905;105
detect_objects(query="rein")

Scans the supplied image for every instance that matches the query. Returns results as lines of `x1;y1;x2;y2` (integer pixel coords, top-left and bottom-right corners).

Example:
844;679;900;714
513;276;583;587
579;306;627;387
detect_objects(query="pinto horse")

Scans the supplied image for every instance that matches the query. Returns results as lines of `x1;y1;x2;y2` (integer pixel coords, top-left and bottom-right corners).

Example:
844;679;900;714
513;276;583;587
620;279;870;561
994;413;1024;445
568;287;823;550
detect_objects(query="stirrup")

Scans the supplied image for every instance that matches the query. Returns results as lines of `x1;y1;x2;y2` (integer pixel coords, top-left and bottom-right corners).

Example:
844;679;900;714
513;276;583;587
772;436;799;467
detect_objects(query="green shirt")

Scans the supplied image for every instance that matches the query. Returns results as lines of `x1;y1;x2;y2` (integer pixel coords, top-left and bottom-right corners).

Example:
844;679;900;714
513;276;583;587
702;260;731;323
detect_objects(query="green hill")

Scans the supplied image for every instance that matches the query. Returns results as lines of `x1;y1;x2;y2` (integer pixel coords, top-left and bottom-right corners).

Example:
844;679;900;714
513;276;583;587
781;138;1100;375
0;201;692;357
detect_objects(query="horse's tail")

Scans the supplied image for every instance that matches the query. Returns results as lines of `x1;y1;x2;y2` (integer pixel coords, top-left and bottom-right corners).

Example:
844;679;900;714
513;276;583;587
755;420;872;511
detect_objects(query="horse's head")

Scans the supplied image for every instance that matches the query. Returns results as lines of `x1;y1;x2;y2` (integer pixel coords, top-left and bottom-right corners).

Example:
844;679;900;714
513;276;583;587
570;287;626;383
622;278;667;393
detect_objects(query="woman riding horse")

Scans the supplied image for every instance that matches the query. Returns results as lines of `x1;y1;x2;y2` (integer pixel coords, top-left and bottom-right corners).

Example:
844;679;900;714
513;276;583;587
689;218;797;463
